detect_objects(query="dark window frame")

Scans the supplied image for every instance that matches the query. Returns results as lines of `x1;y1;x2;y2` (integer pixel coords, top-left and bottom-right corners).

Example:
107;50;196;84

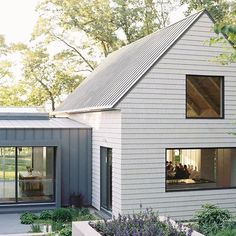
185;74;225;119
165;147;236;192
100;146;112;215
0;146;56;205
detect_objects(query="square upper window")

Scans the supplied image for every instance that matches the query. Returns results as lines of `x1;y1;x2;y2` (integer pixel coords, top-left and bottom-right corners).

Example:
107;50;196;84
186;75;224;118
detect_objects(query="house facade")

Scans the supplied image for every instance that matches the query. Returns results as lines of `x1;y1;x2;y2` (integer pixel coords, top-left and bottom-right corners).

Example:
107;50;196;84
55;10;236;219
0;108;92;213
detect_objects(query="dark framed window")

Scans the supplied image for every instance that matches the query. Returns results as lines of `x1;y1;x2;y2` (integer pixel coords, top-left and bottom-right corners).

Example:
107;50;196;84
186;75;224;118
166;148;236;192
0;146;55;204
100;147;112;212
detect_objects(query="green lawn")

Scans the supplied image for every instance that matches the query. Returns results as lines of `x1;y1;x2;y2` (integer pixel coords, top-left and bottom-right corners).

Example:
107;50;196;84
0;156;32;180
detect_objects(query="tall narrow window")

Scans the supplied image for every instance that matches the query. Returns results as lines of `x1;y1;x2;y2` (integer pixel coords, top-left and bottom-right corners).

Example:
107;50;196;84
186;75;223;118
100;147;112;212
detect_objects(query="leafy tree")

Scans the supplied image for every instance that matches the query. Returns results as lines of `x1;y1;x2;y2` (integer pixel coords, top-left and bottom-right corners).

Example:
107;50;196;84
213;2;236;63
33;0;176;58
180;0;236;64
0;35;12;80
20;46;84;111
180;0;230;21
0;0;177;109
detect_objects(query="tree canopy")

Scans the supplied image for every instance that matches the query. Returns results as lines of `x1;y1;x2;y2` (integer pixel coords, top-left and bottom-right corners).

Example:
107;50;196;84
0;0;177;110
180;0;236;64
1;0;235;110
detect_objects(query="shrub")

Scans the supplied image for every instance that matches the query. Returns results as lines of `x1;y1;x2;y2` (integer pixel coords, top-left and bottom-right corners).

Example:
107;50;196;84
52;208;72;223
194;204;232;236
30;224;41;233
214;228;236;236
51;221;64;232
70;193;84;208
93;208;192;236
20;212;38;224
66;207;96;221
60;225;72;236
39;210;53;220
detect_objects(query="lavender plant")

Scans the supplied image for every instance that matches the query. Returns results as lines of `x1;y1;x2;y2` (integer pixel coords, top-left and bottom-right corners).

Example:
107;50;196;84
93;208;192;236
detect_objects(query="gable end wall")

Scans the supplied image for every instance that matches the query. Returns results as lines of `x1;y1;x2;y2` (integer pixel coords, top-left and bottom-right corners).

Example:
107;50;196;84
117;12;236;219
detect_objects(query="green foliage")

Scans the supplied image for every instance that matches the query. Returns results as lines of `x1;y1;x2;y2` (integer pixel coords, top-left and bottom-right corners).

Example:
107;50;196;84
52;208;72;223
30;224;42;233
39;210;53;220
20;212;38;225
180;0;236;64
67;207;96;221
194;204;232;236
59;225;72;236
180;0;230;22
51;221;64;232
35;0;176;57
214;228;236;236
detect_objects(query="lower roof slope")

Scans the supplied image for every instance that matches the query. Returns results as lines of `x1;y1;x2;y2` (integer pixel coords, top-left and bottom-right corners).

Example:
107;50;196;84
56;10;206;113
0;118;90;129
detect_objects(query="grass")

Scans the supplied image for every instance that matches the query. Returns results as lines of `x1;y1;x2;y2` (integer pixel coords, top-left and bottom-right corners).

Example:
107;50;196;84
0;155;32;180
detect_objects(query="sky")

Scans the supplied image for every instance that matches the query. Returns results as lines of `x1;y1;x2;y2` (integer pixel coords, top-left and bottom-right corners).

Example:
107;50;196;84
0;0;187;44
0;0;39;43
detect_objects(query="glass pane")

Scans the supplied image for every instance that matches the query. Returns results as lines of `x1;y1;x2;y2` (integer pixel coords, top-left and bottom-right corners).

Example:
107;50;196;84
0;147;16;202
166;148;236;191
107;149;112;210
186;75;222;118
100;147;112;211
18;147;55;202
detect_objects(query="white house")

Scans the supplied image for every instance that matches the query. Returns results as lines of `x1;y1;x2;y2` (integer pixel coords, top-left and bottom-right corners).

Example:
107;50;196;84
55;10;236;220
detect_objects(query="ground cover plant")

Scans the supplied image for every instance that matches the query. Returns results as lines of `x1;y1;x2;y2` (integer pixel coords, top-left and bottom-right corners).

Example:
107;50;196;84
193;204;235;236
93;208;193;236
20;207;96;235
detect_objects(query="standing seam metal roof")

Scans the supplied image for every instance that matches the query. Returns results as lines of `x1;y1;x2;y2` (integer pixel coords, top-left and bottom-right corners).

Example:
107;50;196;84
0;118;90;129
55;10;206;113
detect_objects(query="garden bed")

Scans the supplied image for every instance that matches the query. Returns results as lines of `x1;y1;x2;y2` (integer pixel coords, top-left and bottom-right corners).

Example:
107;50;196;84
72;209;204;236
20;207;97;235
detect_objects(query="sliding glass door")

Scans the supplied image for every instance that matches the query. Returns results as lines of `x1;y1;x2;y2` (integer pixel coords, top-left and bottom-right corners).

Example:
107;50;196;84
0;146;55;204
100;147;112;212
0;148;16;202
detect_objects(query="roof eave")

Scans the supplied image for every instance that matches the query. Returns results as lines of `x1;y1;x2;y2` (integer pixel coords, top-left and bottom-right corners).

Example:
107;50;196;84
53;106;118;115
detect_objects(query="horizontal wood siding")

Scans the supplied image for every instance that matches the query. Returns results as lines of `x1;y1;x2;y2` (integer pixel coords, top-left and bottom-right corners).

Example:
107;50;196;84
69;111;121;216
117;13;236;220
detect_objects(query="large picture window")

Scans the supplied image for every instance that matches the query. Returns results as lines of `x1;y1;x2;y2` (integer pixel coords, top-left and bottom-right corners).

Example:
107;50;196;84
0;146;55;203
186;75;223;118
166;148;236;191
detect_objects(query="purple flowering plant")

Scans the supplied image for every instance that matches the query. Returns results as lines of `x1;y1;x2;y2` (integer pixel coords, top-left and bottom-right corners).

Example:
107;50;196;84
93;208;193;236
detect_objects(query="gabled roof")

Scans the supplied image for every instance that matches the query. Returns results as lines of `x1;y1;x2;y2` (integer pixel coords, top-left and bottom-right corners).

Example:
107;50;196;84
55;10;207;113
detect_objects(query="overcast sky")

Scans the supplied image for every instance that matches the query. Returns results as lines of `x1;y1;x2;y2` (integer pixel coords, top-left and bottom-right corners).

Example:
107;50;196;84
0;0;39;43
0;0;187;43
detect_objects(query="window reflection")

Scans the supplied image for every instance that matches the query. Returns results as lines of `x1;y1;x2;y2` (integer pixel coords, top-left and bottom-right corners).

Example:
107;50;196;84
0;146;55;204
166;148;236;191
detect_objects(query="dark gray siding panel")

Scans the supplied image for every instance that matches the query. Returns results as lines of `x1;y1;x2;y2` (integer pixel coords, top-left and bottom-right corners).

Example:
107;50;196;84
0;127;92;212
69;129;79;195
34;129;44;140
0;129;7;139
60;129;70;205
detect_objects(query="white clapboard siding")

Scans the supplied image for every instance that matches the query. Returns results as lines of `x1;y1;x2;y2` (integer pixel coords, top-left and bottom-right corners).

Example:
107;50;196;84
117;12;236;220
69;111;121;216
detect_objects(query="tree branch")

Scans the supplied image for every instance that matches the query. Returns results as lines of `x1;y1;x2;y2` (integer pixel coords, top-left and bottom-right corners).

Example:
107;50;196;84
51;32;95;71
